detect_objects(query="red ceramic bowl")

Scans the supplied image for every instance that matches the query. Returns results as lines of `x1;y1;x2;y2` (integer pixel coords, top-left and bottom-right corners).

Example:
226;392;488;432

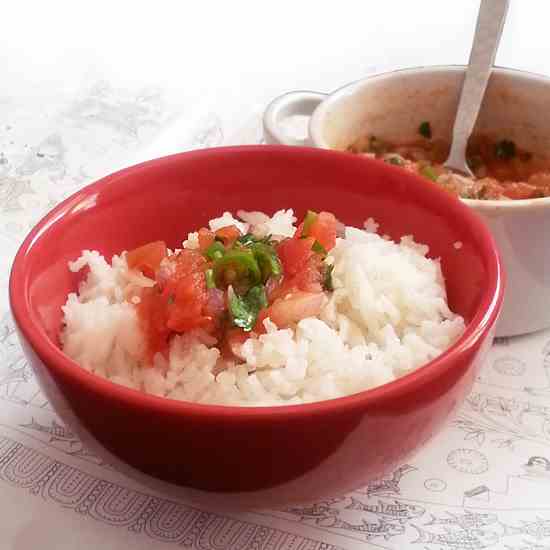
9;145;504;507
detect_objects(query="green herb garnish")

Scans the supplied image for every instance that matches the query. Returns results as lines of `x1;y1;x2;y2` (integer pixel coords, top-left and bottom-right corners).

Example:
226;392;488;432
495;139;516;160
311;240;327;255
420;165;438;182
228;285;268;331
205;268;216;289
419;121;432;139
323;264;334;291
205;241;225;261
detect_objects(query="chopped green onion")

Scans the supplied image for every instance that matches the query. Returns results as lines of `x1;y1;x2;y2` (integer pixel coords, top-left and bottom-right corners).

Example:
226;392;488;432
205;269;216;289
228;284;267;331
420;165;438;182
311;240;327;255
323;264;334;291
205;241;225;261
236;233;274;247
236;233;258;247
234;234;282;282
302;210;318;237
494;139;516;160
418;121;432;139
386;156;404;166
213;249;261;287
251;242;282;280
166;293;175;305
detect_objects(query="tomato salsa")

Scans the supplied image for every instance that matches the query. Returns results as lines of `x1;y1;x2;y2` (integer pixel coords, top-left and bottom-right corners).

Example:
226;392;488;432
348;121;550;200
126;211;338;360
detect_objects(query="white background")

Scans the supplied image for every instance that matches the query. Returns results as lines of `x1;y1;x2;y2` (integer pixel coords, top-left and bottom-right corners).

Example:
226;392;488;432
3;0;550;110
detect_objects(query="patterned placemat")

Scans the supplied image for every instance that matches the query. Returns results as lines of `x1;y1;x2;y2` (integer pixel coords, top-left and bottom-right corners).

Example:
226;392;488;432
2;84;550;550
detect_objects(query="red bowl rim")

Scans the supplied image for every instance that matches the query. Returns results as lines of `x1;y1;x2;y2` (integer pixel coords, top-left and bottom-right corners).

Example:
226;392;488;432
9;145;505;421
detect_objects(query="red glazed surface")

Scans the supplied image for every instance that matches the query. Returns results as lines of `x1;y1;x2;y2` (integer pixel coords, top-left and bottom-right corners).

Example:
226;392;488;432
9;145;504;503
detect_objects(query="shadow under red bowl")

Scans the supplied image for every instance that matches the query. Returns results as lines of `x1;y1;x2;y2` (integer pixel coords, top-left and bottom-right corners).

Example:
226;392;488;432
9;145;504;502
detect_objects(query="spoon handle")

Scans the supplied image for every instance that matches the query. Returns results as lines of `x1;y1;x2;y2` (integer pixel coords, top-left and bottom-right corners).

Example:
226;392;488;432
446;0;510;172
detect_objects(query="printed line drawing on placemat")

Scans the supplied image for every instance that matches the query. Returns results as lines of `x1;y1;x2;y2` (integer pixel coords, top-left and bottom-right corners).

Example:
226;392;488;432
413;510;550;549
463;455;550;507
270;486;550;547
423;509;498;530
17;418;107;466
504;540;550;550
344;497;425;524
411;513;550;549
0;435;342;550
285;495;425;524
282;491;427;545
447;449;489;475
424;478;447;492
284;502;340;521
0;313;51;409
354;464;417;497
493;356;527;377
410;523;500;548
0;176;34;213
501;518;550;540
314;516;405;542
453;391;550;450
526;340;550;397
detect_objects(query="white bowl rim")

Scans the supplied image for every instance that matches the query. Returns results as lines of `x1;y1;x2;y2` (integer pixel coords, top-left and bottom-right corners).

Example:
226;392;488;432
310;64;550;213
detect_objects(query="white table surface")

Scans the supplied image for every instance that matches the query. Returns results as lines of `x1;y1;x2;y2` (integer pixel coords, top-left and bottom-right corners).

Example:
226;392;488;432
4;2;550;549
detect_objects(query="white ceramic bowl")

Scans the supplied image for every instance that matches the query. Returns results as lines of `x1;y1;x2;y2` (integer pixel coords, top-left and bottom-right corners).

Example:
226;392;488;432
264;66;550;337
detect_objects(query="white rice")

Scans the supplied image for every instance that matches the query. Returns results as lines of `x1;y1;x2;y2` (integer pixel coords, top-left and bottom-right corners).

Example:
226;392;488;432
60;210;465;406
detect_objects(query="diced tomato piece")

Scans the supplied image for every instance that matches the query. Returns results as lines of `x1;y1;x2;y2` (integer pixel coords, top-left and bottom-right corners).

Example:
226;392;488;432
270;239;323;301
170;249;208;281
254;309;270;333
127;241;167;279
501;182;540;200
214;225;241;247
166;271;209;332
269;260;323;301
198;228;215;251
136;286;171;360
308;211;337;251
262;291;325;329
276;236;315;277
291;255;323;292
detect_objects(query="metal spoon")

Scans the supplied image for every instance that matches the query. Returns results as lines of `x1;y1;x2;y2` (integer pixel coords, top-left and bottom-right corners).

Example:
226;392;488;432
444;0;510;176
